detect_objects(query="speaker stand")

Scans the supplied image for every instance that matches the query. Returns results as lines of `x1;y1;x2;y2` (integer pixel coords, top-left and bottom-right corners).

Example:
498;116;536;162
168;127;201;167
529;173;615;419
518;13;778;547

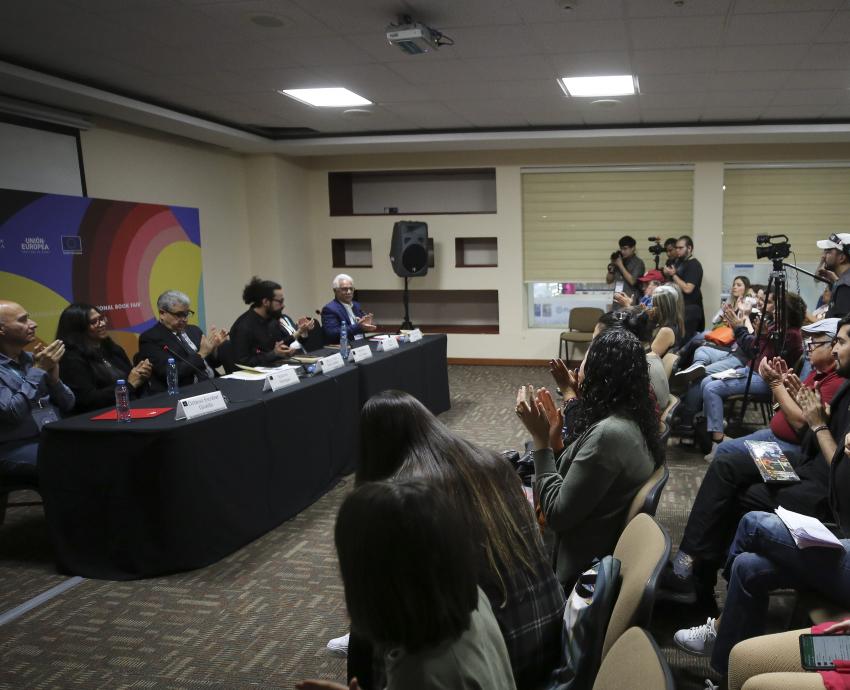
401;276;414;330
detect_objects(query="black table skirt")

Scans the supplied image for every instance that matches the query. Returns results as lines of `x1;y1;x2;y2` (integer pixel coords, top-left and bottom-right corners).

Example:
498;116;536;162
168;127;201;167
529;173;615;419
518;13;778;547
38;335;449;580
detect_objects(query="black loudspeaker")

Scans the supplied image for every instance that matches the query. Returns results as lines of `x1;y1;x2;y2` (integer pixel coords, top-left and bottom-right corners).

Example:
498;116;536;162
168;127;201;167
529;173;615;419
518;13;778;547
389;221;429;277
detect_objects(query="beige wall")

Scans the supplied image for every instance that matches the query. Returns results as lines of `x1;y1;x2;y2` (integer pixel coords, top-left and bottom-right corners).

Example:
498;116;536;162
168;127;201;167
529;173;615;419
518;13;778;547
79;124;850;360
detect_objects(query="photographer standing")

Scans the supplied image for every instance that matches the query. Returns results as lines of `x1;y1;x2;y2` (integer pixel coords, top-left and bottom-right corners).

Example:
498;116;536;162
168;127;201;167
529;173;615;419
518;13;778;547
605;235;645;300
663;235;704;340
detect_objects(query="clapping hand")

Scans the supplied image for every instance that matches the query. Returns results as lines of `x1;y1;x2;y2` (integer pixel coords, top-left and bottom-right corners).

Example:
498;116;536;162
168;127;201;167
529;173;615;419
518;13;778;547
796;386;828;428
515;384;550;450
356;313;377;332
722;304;745;329
273;340;293;358
548;358;578;399
33;339;65;381
612;291;631;308
783;372;804;399
128;358;152;389
758;356;787;386
536;387;565;453
199;327;228;357
296;317;315;337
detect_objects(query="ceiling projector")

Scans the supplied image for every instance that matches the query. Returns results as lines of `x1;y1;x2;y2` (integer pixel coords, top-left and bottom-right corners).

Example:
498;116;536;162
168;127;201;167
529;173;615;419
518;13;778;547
386;21;440;54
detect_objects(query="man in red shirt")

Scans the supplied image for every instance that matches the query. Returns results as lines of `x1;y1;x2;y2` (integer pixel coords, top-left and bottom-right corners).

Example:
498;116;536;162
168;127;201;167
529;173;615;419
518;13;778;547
660;317;844;606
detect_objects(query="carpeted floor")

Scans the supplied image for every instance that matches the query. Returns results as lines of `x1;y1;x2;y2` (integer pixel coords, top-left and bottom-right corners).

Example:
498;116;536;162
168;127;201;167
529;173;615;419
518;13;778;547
0;365;797;689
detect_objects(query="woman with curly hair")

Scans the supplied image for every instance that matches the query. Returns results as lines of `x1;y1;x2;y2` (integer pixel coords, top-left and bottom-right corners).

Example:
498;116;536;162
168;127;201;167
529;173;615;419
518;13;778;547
516;328;661;590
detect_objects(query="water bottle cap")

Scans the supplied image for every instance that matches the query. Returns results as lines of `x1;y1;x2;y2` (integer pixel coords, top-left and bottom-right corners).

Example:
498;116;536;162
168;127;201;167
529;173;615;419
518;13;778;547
167;357;175;363
116;379;126;385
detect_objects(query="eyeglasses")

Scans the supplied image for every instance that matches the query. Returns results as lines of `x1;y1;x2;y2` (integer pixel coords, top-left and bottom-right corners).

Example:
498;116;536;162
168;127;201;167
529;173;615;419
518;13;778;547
336;287;354;292
804;338;832;353
270;298;284;304
164;309;194;319
88;315;108;326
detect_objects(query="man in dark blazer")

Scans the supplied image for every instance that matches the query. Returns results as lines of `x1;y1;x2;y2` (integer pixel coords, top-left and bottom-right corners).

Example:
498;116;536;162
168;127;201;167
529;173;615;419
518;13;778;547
137;290;228;392
321;273;376;345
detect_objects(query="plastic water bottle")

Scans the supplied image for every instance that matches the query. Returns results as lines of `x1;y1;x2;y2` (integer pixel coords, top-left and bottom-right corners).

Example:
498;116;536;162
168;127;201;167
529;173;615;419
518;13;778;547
114;379;131;423
166;357;179;395
340;320;350;360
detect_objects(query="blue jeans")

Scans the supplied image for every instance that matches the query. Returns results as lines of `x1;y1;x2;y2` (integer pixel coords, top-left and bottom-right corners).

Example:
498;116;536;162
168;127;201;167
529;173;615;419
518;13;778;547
714;428;802;465
701;369;769;434
0;440;39;481
682;348;745;419
711;511;850;675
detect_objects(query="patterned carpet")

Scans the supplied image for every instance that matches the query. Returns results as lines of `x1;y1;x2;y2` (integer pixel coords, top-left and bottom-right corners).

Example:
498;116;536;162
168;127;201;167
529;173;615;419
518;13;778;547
0;365;794;689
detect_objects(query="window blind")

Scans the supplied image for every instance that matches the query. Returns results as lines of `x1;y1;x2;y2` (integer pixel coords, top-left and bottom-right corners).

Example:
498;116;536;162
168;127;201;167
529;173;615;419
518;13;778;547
723;167;850;264
522;169;694;282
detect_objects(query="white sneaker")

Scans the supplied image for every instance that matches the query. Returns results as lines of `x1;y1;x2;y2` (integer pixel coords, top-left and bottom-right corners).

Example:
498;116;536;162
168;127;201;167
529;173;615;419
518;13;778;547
674;617;717;656
675;363;707;382
704;442;719;463
327;632;350;656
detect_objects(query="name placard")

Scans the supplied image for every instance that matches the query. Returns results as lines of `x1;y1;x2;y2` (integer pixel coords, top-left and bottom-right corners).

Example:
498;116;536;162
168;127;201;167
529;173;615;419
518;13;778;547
377;336;399;352
350;345;373;363
175;391;227;420
408;328;423;342
263;367;300;391
319;353;345;374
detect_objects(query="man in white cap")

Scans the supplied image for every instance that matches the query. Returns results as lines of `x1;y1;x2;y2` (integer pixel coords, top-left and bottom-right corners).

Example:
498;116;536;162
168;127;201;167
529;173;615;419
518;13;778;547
659;317;845;607
816;233;850;318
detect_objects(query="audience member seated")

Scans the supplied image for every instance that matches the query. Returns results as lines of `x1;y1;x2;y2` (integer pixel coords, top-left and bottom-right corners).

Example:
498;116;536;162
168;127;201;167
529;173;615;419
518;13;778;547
647;284;684;357
321;273;376;345
613;268;665;310
138;290;227;391
341;390;564;690
680;291;806;460
659;314;850;611
672;415;850;683
0;301;74;483
229;277;292;367
515;328;662;591
817;232;850;318
298;480;517;690
57;303;152;412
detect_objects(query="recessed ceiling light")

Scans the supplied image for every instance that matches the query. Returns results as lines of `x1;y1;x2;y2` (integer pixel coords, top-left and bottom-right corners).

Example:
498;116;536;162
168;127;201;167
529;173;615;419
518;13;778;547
591;99;622;109
279;88;372;107
558;75;636;97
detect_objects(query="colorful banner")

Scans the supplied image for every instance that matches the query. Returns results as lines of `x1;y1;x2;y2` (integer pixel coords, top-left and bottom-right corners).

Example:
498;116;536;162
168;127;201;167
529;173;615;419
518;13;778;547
0;189;202;354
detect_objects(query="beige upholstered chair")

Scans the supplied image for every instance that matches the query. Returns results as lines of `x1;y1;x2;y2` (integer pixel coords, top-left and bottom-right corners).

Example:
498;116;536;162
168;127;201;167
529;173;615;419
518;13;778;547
592;627;674;690
601;513;671;659
660;394;679;426
623;465;670;527
559;307;604;361
661;351;679;380
729;628;824;690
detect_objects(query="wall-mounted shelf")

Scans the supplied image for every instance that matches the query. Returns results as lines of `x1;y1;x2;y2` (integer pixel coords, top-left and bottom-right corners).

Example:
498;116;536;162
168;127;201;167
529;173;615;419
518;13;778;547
328;168;497;216
455;237;498;267
331;238;372;268
356;289;499;334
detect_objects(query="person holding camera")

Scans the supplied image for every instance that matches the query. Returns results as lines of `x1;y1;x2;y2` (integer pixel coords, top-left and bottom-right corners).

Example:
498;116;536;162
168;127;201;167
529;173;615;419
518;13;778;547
663;235;704;340
605;235;645;300
816;233;850;318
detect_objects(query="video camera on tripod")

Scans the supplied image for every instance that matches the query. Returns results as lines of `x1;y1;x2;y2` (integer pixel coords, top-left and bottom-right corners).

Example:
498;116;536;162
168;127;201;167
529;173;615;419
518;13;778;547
648;236;665;268
756;233;791;261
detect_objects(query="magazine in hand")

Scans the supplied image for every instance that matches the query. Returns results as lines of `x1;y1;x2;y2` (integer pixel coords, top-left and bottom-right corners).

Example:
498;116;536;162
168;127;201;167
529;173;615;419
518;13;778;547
745;440;800;483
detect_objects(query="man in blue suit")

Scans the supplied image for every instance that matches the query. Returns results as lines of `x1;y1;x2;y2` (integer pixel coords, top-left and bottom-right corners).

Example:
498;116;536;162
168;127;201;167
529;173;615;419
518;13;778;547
321;274;376;345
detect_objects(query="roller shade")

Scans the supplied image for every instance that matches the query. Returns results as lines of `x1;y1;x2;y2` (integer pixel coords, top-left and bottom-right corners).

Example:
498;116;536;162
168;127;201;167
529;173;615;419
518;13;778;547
522;169;694;282
723;167;850;263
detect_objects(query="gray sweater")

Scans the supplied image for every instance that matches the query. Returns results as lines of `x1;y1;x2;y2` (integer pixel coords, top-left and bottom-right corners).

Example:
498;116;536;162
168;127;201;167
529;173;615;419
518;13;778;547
533;415;655;589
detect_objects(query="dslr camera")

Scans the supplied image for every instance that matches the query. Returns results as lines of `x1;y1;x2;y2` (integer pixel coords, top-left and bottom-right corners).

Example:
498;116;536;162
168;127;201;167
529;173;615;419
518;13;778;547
756;234;791;261
648;236;665;256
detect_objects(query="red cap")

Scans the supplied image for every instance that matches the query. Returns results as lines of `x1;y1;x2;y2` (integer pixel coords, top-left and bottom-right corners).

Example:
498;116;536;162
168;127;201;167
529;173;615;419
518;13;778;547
638;269;664;283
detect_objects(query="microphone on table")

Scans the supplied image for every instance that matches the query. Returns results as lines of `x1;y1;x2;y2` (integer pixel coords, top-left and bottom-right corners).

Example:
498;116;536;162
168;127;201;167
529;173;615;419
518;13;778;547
162;345;229;403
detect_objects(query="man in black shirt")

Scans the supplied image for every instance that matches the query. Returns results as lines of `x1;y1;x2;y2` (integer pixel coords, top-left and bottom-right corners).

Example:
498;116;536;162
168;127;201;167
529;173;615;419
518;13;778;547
229;277;292;367
663;234;704;340
816;232;850;318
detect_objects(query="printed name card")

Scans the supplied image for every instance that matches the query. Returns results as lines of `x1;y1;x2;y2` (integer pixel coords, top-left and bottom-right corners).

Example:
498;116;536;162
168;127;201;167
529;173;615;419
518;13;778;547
263;367;300;391
319;353;345;374
408;328;423;342
175;391;227;420
377;336;399;352
350;345;373;363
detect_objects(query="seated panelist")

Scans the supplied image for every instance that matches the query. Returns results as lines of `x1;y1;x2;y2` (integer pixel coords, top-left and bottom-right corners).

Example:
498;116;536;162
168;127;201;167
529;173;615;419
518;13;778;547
57;303;151;412
321;273;376;345
138;290;227;392
230;277;292;367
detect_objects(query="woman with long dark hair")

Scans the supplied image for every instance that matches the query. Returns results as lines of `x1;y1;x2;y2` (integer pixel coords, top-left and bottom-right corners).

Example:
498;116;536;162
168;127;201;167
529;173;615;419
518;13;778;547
347;390;565;690
516;328;660;590
56;303;151;413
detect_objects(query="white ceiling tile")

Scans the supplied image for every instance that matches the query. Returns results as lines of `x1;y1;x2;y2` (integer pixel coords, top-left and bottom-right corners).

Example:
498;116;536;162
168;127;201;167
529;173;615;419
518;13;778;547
770;89;844;106
725;12;834;46
195;0;336;38
700;107;766;121
467;55;555;81
716;45;809;72
445;25;542;59
817;11;850;43
760;105;828;120
521;100;585;127
638;92;706;109
516;0;624;23
640;108;706;124
637;73;713;93
733;0;844;12
800;44;850;70
272;35;377;67
628;16;725;50
703;91;775;107
631;48;717;75
548;52;633;76
380;0;523;28
204;67;325;94
784;70;850;89
579;100;641;125
707;71;789;91
823;102;850;118
529;20;630;54
386;58;486;85
446;99;531;127
283;0;401;34
94;4;237;47
625;0;732;18
380;102;474;129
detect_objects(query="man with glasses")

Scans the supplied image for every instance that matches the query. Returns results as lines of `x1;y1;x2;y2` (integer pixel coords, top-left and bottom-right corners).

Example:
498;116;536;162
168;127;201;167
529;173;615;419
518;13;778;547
321;274;376;345
816;233;850;318
663;234;704;339
229;277;295;367
660;317;845;608
138;290;229;391
605;235;645;300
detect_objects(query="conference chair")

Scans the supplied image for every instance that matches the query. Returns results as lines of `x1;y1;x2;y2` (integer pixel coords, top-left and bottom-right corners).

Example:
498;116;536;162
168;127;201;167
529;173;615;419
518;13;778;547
601;514;671;659
661;394;679;427
623;465;670;528
592;627;675;690
559;307;603;362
